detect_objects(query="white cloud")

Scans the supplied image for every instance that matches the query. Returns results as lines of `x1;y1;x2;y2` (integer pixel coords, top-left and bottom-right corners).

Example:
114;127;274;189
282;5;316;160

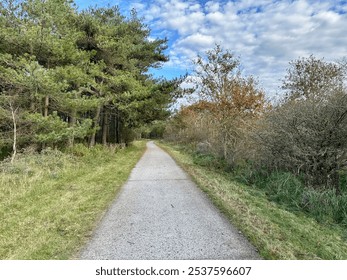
205;1;220;13
189;3;201;12
177;33;215;49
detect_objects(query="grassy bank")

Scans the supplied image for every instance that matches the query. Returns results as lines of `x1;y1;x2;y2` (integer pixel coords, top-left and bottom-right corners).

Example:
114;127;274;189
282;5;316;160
158;141;347;260
0;141;146;259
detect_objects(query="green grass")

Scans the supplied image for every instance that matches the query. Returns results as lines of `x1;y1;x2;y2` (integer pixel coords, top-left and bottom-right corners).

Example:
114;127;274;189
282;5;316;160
158;141;347;260
0;141;147;259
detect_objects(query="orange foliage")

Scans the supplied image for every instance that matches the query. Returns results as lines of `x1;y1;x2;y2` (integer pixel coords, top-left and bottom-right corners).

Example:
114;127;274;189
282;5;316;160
180;81;267;120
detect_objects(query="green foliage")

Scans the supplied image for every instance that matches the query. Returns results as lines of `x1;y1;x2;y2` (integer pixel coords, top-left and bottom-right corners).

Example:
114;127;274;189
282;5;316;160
138;120;167;139
0;0;174;155
26;113;69;144
149;121;166;139
25;113;92;145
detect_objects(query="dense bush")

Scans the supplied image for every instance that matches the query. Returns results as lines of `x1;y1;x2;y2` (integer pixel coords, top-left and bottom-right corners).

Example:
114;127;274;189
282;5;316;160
255;58;347;193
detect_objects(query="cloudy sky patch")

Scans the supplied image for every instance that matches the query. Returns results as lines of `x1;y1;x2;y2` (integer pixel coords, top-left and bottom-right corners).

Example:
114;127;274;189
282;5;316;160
75;0;347;98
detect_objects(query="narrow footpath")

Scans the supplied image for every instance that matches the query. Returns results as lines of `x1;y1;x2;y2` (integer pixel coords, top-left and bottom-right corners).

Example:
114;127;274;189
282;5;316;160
80;142;260;259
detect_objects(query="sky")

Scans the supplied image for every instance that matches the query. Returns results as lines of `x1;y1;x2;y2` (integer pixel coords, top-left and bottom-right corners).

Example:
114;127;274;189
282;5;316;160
74;0;347;100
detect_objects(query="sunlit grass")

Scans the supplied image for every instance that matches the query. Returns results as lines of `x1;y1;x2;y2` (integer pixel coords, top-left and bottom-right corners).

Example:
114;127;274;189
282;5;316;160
0;141;147;259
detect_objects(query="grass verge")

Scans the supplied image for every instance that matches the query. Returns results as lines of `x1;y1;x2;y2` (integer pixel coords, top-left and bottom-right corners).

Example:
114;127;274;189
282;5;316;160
0;141;146;259
157;141;347;260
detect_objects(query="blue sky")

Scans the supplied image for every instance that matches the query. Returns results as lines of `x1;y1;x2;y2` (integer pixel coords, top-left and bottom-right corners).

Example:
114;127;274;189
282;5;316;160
75;0;347;100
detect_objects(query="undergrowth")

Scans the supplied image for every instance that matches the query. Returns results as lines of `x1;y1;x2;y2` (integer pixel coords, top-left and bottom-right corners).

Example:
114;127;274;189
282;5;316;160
190;150;347;229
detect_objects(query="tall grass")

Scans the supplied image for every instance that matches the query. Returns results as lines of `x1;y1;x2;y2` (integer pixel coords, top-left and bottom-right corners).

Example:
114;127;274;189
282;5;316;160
233;167;347;227
190;150;347;228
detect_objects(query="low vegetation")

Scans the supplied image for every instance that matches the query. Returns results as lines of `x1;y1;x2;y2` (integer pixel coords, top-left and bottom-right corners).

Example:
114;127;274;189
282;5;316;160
159;142;347;260
0;141;146;259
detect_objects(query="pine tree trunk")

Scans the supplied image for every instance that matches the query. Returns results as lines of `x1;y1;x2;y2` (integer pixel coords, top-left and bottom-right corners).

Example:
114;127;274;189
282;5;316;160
89;105;102;147
115;113;120;143
68;110;76;148
102;108;108;146
10;104;17;164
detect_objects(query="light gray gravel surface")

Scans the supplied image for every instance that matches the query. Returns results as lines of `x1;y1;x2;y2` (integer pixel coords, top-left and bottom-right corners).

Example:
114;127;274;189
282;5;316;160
79;141;260;259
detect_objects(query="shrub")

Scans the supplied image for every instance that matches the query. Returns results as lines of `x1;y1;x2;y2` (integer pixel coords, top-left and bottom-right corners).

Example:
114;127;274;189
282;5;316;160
255;56;347;192
255;89;347;192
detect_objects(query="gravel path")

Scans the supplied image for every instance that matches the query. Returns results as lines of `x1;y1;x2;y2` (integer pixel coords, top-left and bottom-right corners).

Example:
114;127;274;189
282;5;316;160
79;141;260;260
